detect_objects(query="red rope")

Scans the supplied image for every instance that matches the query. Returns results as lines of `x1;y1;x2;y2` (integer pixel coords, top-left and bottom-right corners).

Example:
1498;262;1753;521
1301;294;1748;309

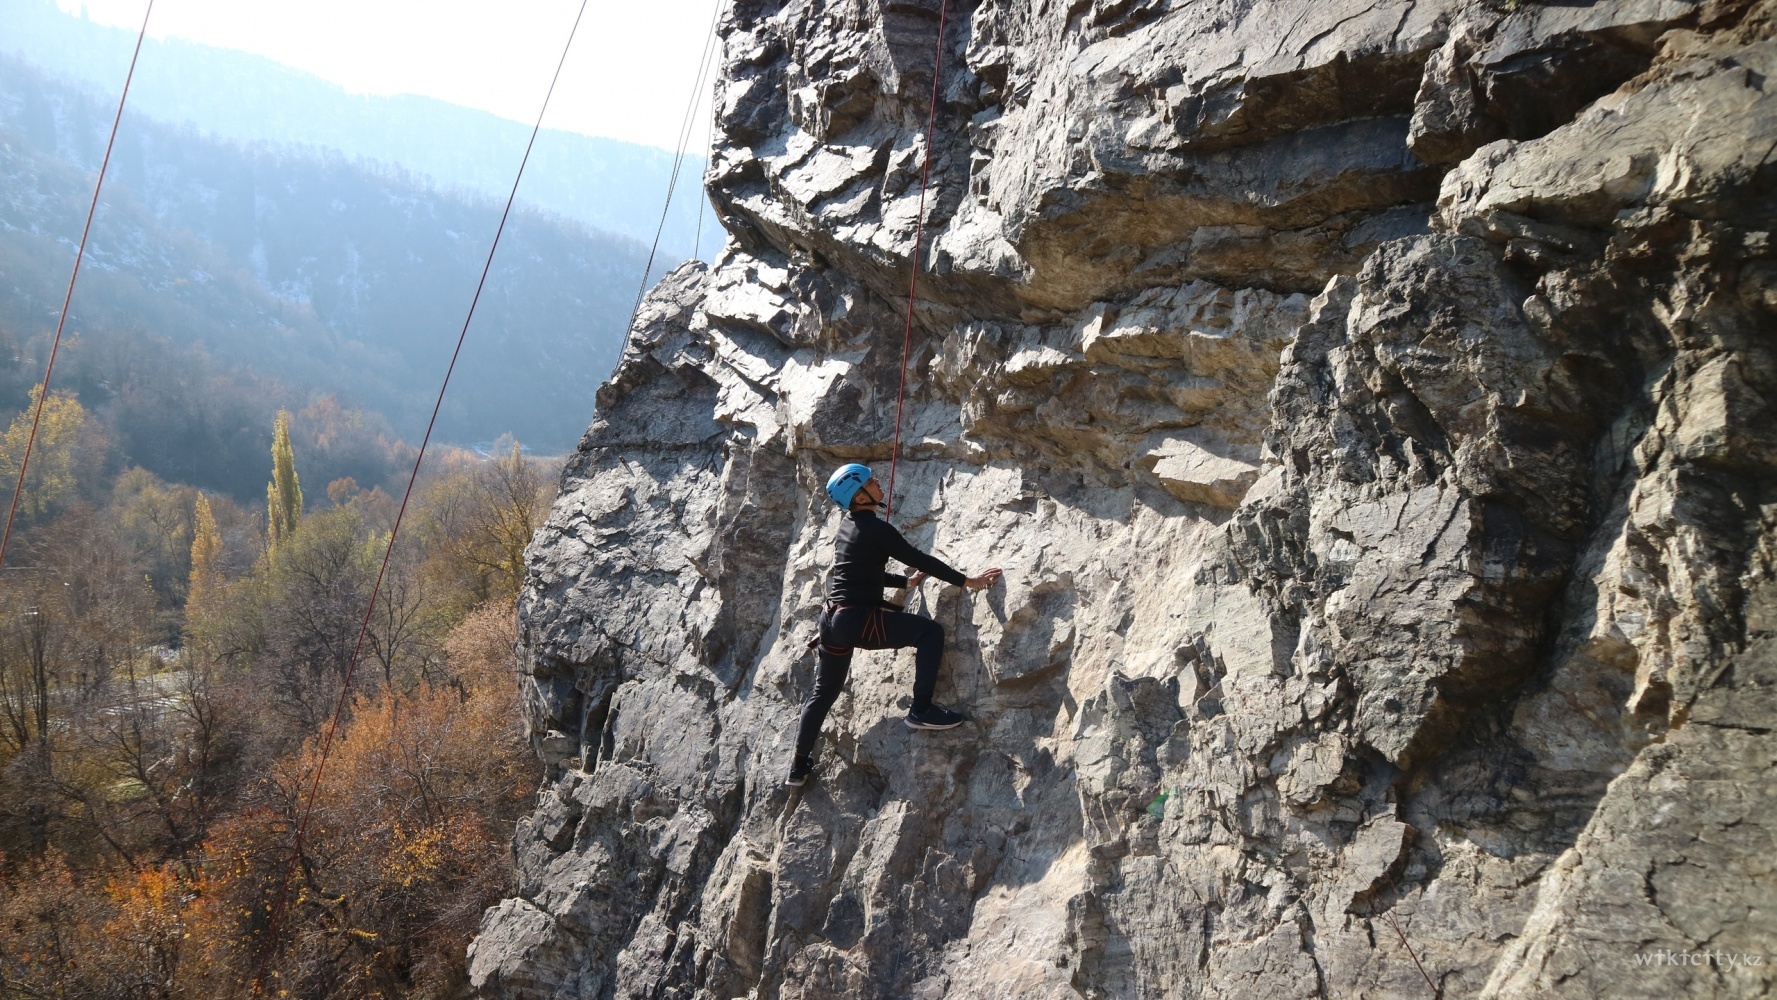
248;1;591;989
1386;905;1442;998
884;0;950;524
0;0;155;571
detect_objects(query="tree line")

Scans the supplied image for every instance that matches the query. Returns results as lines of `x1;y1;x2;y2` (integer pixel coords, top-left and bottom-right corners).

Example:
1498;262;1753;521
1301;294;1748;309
0;385;556;998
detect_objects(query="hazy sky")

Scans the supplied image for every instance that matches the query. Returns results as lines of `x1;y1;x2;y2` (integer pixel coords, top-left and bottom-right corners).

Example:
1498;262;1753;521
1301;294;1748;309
57;0;722;152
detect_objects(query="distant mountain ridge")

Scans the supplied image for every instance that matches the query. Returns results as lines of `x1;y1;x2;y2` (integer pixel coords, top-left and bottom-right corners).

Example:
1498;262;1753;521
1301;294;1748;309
0;0;714;261
0;52;656;454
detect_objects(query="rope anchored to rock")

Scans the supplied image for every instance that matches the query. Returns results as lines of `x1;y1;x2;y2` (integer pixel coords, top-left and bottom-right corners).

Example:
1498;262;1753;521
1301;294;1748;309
884;0;951;524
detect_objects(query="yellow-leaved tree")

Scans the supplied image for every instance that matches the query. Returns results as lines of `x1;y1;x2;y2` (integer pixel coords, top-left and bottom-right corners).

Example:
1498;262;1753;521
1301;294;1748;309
418;440;551;607
0;384;105;522
267;409;303;554
184;491;224;646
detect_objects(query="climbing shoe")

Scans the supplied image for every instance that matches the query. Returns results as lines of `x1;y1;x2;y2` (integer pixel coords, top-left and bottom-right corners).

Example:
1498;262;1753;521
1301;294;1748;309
904;704;967;730
785;754;813;787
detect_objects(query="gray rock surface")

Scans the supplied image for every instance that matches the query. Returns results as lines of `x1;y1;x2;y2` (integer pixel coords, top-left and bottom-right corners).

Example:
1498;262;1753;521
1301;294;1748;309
470;1;1777;997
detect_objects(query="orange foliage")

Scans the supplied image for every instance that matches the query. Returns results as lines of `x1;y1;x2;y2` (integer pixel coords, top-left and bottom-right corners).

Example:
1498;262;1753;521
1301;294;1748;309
209;604;536;998
0;604;537;1000
103;865;189;982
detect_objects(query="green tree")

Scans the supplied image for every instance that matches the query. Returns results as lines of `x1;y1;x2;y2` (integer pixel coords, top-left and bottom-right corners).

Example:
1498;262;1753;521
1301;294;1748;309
267;409;302;554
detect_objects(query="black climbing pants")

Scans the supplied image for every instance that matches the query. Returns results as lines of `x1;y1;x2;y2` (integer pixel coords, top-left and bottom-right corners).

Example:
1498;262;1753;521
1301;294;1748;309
794;605;945;760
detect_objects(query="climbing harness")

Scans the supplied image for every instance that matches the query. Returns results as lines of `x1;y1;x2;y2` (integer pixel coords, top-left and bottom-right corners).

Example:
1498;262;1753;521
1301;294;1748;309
804;601;890;658
859;605;888;645
884;0;951;525
0;0;155;571
250;1;597;990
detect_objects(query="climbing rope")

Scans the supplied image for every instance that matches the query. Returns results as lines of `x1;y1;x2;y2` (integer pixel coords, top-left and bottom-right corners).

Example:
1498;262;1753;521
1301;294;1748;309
884;0;951;524
1386;904;1442;998
1378;873;1442;998
628;0;725;329
249;1;593;990
0;0;154;572
694;109;714;261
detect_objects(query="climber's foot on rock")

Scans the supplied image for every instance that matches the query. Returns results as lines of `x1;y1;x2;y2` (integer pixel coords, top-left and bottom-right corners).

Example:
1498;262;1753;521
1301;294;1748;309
904;704;967;730
785;754;813;787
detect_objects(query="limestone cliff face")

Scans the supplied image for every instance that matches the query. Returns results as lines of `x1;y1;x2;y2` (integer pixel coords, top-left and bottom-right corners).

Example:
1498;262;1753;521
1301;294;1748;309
470;1;1777;997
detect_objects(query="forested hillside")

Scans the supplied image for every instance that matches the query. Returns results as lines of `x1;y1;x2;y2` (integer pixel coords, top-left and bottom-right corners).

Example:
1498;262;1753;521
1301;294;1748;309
0;0;711;259
0;397;554;996
0;6;722;997
0;53;656;457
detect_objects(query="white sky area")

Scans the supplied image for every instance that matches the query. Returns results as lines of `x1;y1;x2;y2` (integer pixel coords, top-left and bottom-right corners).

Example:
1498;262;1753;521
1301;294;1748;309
57;0;722;152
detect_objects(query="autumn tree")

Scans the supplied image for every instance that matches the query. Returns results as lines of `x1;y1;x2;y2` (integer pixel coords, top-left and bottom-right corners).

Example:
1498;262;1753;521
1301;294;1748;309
0;580;59;854
187;491;223;621
233;603;538;998
0;509;158;751
0;508;158;860
0;584;54;756
267;408;303;554
0;851;130;997
0;383;109;524
0;375;564;997
181;490;266;667
254;506;376;734
364;546;454;691
110;465;199;606
39;506;160;695
418;439;555;607
294;393;411;496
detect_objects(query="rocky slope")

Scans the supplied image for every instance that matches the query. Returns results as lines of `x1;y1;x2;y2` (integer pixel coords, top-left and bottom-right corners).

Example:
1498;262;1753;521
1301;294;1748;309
470;1;1777;997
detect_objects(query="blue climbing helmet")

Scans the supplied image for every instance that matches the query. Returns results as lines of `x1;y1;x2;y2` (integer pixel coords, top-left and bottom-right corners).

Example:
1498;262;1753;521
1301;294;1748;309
825;463;873;508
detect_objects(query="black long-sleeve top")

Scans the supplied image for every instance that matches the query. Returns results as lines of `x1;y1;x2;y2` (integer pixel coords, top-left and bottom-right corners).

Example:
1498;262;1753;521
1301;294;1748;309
825;509;967;608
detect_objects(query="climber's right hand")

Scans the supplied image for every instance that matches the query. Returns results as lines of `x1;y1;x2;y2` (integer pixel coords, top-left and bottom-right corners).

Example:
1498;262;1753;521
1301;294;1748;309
965;568;1003;591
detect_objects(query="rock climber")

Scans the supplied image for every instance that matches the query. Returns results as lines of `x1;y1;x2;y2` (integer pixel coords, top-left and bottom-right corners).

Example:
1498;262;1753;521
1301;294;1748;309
787;463;1002;787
